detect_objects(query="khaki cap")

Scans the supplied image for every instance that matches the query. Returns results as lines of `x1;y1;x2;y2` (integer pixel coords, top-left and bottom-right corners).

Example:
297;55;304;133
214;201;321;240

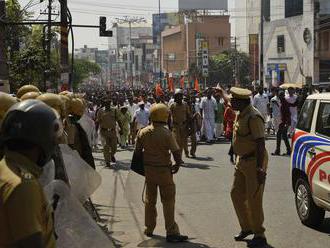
230;87;252;100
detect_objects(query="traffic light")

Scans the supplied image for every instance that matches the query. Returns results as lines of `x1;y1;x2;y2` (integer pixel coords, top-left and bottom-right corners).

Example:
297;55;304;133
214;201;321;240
99;16;112;37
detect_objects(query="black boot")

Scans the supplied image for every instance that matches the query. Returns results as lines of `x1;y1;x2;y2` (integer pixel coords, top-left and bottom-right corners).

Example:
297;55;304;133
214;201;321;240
234;230;253;241
166;234;188;243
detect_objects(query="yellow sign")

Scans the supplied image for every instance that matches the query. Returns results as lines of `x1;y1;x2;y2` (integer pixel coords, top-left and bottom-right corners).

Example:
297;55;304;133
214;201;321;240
201;41;208;49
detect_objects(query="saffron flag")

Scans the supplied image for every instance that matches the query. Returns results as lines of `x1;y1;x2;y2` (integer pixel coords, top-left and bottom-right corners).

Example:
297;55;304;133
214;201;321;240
194;78;200;92
155;83;164;96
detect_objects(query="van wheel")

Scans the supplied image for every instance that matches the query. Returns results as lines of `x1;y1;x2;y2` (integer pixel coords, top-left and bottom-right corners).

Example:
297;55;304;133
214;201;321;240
295;178;325;227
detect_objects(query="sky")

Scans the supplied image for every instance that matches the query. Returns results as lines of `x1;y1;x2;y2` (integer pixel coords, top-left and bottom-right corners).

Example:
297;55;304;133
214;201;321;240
18;0;234;49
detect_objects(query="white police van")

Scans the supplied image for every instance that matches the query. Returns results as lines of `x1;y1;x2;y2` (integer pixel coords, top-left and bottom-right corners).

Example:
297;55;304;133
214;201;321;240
291;93;330;227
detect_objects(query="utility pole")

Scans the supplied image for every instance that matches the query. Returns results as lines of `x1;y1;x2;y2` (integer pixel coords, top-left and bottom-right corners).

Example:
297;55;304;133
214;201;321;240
115;16;146;88
0;0;9;92
60;0;70;90
45;0;53;91
158;0;162;82
259;0;264;87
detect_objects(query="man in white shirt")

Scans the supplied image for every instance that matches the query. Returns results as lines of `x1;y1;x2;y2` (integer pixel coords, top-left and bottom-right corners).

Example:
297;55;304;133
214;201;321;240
253;86;269;121
285;87;298;136
270;88;281;133
127;97;139;144
200;89;217;143
133;101;150;131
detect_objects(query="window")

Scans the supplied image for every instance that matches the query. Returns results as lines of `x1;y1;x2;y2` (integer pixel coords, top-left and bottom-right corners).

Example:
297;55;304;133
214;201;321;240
264;0;271;22
135;55;139;71
277;35;285;53
285;0;303;18
297;100;316;132
316;102;330;138
321;31;329;51
218;37;224;47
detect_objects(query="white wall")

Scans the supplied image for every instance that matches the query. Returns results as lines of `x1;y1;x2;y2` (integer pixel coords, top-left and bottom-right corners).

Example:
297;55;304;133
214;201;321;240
263;0;314;86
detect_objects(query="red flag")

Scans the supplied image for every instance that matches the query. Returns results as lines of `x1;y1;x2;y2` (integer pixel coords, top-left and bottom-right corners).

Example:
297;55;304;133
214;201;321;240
156;83;164;96
194;78;200;92
180;76;185;89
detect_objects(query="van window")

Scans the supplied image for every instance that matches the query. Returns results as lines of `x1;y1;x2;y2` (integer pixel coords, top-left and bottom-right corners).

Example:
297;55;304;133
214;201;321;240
316;102;330;138
297;100;316;132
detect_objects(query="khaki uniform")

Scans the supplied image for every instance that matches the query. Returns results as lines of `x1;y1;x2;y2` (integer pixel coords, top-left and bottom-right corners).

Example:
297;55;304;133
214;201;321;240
170;102;191;156
231;105;268;238
97;107;119;163
0;150;56;247
136;123;180;235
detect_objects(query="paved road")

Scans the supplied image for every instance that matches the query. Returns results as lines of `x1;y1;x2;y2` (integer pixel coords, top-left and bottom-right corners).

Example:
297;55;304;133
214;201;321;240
92;139;330;248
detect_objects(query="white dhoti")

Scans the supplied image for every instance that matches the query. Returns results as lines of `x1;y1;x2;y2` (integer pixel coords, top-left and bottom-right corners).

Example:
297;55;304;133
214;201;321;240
203;118;215;141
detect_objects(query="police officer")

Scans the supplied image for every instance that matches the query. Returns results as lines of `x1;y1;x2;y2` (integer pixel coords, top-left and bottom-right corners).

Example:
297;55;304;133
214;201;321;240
68;97;96;169
170;89;191;158
135;103;188;242
0;100;60;247
229;87;268;247
96;99;122;166
16;84;40;99
20;91;41;101
0;93;18;126
186;95;201;158
0;93;19;160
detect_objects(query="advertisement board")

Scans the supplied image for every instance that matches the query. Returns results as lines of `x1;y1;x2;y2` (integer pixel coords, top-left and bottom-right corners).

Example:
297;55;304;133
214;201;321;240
179;0;228;11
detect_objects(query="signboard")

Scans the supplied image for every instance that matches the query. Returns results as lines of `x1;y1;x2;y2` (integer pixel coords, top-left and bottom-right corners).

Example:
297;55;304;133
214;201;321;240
267;63;287;72
179;0;228;11
202;41;209;77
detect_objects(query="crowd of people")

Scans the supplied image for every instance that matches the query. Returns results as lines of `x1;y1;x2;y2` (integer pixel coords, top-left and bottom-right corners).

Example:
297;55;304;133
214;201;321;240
76;83;320;163
0;81;328;247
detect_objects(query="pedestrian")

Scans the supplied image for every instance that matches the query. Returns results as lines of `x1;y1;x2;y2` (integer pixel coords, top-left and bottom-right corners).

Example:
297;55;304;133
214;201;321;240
214;94;225;140
224;103;236;164
187;95;201;158
135;103;188;243
253;86;269;122
270;88;281;135
272;90;291;156
169;89;191;158
200;88;217;143
133;101;150;132
285;87;298;136
229;87;268;247
0;100;59;247
127;97;138;145
118;106;131;148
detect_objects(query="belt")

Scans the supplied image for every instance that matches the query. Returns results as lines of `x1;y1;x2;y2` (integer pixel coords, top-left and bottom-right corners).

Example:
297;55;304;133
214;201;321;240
240;152;256;160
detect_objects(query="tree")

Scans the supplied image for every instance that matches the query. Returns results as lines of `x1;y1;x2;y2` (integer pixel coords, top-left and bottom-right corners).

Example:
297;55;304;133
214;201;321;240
8;26;60;90
209;50;251;87
72;59;101;90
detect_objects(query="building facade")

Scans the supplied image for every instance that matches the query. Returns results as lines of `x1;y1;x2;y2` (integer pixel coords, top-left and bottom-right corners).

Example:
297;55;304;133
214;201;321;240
161;15;231;75
263;0;314;87
74;45;98;62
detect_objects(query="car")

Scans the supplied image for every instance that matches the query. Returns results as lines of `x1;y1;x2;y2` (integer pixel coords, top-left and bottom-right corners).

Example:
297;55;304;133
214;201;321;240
291;93;330;227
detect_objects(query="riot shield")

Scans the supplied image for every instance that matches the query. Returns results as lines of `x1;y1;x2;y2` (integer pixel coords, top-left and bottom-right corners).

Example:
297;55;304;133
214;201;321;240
39;159;55;187
78;114;95;146
44;180;114;248
59;144;102;202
